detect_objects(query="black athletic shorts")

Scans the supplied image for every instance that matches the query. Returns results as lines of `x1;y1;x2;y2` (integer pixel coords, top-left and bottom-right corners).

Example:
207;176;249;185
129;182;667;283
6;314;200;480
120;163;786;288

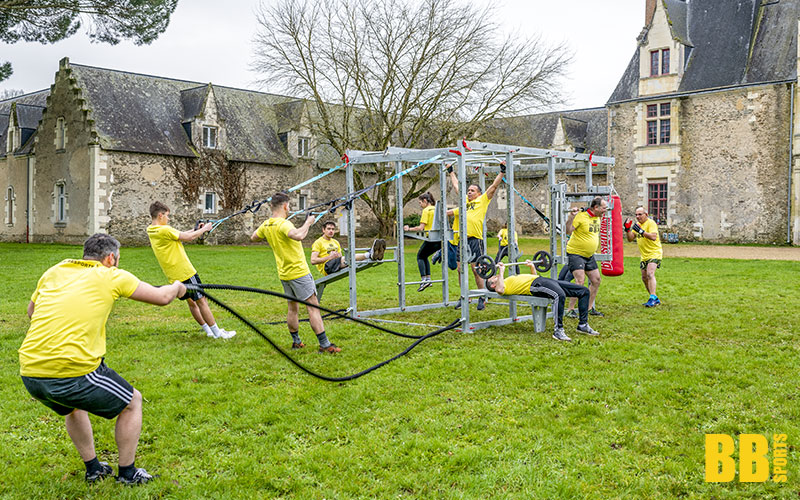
21;360;134;419
180;273;205;301
324;258;344;275
640;258;662;270
567;252;598;272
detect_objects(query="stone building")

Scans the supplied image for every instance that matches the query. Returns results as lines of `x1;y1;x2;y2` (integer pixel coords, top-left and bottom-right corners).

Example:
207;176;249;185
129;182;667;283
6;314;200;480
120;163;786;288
607;0;800;244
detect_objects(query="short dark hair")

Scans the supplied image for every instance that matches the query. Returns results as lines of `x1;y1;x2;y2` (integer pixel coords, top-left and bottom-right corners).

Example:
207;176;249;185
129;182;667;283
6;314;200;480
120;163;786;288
149;201;169;218
83;233;120;261
590;197;604;209
323;221;337;230
469;184;482;194
270;192;290;210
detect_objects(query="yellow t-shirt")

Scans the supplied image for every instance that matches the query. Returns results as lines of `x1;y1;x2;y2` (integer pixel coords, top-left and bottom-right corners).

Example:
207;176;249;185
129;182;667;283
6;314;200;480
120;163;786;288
311;236;342;275
256;217;311;281
566;210;601;258
636;218;663;261
465;193;490;240
450;209;460;245
146;224;197;282
420;205;435;236
19;259;140;378
498;228;518;247
500;274;537;296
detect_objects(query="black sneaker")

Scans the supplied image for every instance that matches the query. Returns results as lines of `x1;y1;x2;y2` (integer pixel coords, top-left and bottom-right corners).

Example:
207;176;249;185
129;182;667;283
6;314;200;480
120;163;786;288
369;239;386;261
552;327;572;342
588;307;604;317
85;462;113;483
116;467;156;485
564;309;578;319
576;323;600;336
477;297;486;311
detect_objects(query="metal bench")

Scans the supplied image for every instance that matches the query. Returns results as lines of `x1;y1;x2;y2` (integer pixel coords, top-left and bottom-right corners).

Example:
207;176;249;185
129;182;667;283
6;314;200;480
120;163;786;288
468;289;552;333
315;261;381;300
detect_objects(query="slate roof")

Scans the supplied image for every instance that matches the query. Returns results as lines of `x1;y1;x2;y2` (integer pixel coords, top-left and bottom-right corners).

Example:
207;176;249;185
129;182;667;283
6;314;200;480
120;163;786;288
67;62;296;165
482;107;608;155
0;90;49;157
608;0;798;104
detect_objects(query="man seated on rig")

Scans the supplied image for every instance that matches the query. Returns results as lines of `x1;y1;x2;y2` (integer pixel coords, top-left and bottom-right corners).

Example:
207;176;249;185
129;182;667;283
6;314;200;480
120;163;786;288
310;221;386;276
486;261;601;342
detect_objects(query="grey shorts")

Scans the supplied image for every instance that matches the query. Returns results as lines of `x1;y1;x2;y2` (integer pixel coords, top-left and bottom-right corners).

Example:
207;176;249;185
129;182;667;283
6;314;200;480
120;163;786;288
567;252;598;272
21;360;134;419
281;273;317;301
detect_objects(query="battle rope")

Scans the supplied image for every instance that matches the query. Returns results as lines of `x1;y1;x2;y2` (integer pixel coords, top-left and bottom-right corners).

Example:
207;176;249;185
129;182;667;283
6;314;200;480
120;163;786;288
188;283;461;382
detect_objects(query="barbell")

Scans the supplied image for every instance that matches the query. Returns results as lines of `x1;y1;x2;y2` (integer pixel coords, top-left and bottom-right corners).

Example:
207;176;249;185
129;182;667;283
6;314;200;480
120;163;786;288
475;250;553;279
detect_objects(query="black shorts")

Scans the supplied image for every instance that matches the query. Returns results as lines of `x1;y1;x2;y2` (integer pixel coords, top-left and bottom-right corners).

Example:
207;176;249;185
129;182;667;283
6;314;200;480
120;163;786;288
640;259;662;270
324;258;344;275
21;360;134;419
465;237;484;263
567;253;598;272
180;273;205;301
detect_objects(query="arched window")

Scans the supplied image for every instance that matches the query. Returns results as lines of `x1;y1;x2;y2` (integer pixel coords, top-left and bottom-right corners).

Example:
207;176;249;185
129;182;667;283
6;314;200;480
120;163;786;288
55;182;67;223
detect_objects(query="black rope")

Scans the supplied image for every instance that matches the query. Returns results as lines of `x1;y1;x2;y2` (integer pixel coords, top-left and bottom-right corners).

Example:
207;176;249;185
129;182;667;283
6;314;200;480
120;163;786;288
188;283;461;382
263;308;348;326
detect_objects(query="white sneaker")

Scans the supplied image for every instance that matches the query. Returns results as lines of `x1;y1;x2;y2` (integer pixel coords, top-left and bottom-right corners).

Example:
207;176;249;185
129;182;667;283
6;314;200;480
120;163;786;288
215;329;236;339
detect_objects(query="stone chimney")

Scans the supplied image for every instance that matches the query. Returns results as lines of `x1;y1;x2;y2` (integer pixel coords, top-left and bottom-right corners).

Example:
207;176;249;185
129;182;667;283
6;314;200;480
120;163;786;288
645;0;657;26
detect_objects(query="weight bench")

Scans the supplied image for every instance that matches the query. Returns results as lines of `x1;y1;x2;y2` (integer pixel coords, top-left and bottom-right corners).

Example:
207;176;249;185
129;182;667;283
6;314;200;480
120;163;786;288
468;289;552;333
315;261;381;300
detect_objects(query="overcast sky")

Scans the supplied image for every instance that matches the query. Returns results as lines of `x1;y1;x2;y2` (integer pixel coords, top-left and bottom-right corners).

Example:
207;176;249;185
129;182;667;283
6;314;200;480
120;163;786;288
0;0;643;111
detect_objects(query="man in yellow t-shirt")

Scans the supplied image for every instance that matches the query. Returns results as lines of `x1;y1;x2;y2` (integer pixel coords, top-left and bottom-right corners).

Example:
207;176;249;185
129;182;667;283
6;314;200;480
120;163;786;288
19;233;186;485
445;166;504;310
495;225;519;263
147;202;235;339
403;192;438;291
564;196;608;319
486;261;600;341
251;192;341;353
310;221;385;276
625;206;663;307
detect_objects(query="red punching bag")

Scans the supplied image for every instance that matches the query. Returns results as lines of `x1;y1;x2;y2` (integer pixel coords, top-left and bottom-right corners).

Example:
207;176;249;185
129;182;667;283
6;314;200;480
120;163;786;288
601;195;624;276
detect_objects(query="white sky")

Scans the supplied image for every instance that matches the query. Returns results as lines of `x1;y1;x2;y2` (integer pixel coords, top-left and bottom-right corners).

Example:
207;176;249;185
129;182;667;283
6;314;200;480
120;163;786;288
0;0;643;111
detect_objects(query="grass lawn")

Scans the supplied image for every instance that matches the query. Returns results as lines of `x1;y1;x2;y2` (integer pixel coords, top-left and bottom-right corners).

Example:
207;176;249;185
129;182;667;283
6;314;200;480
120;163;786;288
0;239;798;499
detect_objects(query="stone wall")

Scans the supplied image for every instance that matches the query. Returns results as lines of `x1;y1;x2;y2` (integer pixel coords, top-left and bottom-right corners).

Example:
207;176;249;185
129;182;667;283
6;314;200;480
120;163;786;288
0;153;29;242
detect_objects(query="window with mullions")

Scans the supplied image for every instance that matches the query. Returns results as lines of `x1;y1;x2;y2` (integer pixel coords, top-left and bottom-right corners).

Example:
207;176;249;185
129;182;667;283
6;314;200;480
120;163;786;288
298;137;310;158
648;181;668;225
646;102;671;145
204;192;217;214
203;126;217;149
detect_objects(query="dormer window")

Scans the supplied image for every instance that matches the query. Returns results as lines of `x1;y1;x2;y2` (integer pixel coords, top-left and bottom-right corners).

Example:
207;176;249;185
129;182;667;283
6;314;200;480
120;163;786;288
298;137;310;158
203;126;218;149
650;49;670;76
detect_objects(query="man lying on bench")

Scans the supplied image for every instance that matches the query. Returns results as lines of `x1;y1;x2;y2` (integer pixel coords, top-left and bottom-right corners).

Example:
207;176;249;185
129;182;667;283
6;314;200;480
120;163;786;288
486;261;601;342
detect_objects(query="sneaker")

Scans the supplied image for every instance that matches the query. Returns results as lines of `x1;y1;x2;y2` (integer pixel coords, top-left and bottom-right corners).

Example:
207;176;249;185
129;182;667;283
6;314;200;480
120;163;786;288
116;467;156;485
215;329;236;339
576;323;600;336
654;297;661;306
565;309;578;319
291;342;306;349
588;307;604;317
369;239;386;261
319;343;341;353
431;250;442;265
643;298;656;307
477;297;486;311
85;462;113;483
552;327;572;342
417;278;432;292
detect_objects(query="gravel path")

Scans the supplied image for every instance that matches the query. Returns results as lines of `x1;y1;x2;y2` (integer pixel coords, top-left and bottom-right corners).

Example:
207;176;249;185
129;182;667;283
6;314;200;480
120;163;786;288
623;242;800;261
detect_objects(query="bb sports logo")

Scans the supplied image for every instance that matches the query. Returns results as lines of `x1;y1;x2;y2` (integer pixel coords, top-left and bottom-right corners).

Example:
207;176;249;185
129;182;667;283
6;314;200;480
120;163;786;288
705;433;788;483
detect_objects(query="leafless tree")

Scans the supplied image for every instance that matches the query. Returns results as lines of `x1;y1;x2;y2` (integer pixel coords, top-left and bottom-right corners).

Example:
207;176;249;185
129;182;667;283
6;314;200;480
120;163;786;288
0;88;24;100
252;0;571;236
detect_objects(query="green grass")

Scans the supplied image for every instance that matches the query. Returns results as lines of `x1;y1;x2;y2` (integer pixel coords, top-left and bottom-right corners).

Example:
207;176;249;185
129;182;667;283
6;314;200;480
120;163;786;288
0;240;798;499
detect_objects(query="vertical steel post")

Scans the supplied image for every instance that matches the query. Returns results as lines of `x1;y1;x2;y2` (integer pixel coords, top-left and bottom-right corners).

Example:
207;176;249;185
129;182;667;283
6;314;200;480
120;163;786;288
457;149;469;329
506;151;518;319
346;160;357;314
585;157;593;192
395;161;406;310
440;161;449;305
478;165;487;256
548;156;558;279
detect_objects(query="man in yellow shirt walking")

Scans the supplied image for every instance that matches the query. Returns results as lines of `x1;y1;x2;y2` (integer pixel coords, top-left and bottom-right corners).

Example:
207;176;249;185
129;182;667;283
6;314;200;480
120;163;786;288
251;192;341;353
625;206;663;307
564;197;608;318
147;202;235;339
19;233;187;484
